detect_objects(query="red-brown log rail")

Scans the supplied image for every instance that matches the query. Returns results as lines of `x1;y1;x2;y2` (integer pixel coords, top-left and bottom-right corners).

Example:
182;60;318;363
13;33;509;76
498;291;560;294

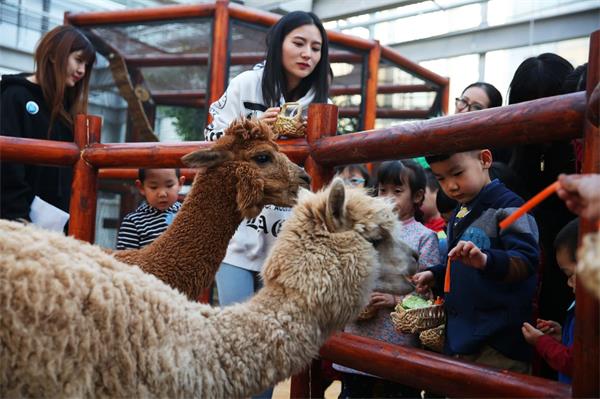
99;168;197;180
381;46;448;87
330;83;435;96
323;333;571;398
312;91;586;167
0;136;79;166
83;139;309;168
339;108;430;119
65;3;215;25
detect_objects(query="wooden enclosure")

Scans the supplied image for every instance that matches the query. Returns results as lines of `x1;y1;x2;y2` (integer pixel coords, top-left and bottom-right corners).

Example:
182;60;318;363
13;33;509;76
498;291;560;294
0;1;598;397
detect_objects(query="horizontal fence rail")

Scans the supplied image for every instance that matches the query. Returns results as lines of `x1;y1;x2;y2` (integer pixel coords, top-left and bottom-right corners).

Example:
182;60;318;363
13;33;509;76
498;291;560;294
312;91;586;166
322;333;571;398
0;136;80;166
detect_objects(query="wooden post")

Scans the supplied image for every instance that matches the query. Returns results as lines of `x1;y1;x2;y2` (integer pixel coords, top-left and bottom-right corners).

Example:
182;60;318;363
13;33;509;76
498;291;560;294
206;0;230;125
363;42;381;130
572;29;600;399
441;81;450;115
68;114;102;242
290;103;338;399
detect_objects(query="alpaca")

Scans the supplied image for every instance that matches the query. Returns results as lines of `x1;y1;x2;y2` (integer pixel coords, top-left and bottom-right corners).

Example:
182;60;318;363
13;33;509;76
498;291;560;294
0;179;405;398
114;118;310;300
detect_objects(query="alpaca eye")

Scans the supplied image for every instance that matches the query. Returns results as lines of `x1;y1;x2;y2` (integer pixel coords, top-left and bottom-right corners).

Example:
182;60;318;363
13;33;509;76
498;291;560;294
253;154;272;164
369;238;383;248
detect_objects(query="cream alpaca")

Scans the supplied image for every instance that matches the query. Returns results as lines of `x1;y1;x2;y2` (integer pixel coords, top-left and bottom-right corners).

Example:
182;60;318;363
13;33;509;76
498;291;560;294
114;118;309;300
0;179;405;398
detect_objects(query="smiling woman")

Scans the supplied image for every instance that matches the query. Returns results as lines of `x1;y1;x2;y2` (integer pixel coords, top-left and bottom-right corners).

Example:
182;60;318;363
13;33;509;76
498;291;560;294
0;25;96;230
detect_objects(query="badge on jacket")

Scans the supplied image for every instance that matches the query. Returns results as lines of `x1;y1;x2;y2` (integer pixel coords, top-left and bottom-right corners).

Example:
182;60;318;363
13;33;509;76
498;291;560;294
25;101;39;115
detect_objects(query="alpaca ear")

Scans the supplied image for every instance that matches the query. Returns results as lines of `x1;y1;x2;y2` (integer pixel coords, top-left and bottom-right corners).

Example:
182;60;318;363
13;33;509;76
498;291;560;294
235;167;264;219
182;148;233;168
325;178;346;232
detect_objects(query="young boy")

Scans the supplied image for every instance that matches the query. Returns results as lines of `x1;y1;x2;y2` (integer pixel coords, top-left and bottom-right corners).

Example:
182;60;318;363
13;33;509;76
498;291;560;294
413;150;540;373
522;218;578;383
116;168;185;250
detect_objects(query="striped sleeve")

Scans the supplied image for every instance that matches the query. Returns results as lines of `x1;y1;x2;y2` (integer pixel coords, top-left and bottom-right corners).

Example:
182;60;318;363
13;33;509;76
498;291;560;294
116;215;141;250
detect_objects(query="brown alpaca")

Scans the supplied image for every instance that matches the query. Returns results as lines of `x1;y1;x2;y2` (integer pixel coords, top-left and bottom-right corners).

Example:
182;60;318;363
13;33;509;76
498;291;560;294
113;119;309;299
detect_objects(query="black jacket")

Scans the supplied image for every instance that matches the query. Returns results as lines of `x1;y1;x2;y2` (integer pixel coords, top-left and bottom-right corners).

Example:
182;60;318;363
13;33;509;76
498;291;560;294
1;73;73;221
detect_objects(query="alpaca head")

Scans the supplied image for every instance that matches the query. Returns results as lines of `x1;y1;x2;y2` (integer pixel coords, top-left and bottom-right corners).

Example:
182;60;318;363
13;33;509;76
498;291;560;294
182;118;310;218
261;178;407;331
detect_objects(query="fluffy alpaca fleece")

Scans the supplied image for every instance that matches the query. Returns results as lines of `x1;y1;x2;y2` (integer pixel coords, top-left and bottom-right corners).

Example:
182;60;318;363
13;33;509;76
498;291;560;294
114;118;309;300
578;231;600;300
0;179;405;398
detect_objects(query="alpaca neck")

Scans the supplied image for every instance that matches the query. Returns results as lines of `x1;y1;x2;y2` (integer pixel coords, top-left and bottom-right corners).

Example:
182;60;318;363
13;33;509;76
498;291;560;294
207;287;335;397
116;165;242;299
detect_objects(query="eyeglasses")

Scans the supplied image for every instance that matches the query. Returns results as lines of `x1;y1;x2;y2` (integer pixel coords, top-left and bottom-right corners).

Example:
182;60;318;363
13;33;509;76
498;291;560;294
344;177;366;186
455;97;485;112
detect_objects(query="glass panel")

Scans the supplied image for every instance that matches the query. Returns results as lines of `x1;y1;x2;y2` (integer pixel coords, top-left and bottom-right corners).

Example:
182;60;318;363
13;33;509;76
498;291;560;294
421;54;479;114
228;19;269;82
88;18;212;56
155;105;206;142
141;65;208;91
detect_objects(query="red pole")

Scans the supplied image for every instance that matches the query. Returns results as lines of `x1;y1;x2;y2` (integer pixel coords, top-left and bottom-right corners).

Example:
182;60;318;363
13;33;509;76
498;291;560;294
68;115;102;242
290;103;338;399
363;42;381;130
206;0;230;125
572;29;600;399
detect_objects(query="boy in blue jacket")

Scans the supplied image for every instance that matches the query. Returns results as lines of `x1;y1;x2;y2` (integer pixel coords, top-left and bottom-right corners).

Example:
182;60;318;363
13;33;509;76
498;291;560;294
414;149;540;373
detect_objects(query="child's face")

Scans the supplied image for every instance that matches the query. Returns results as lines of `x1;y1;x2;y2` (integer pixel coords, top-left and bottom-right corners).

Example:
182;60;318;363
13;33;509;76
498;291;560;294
430;151;492;204
339;169;366;188
136;169;185;211
556;246;577;293
421;186;439;221
378;181;423;221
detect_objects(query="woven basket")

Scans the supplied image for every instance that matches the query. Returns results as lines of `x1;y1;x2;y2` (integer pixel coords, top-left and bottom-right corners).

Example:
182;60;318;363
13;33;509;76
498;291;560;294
390;303;445;334
419;324;445;352
273;102;304;138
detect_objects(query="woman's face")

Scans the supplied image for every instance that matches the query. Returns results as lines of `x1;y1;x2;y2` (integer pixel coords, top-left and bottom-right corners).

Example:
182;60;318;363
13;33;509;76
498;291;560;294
455;86;490;114
281;24;322;90
65;50;87;88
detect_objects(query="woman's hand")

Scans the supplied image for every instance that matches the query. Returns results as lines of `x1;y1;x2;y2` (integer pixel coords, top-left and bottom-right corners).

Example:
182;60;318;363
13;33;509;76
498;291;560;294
448;240;487;270
522;322;544;345
369;292;398;308
557;173;600;220
536;318;562;342
258;107;281;125
412;271;434;294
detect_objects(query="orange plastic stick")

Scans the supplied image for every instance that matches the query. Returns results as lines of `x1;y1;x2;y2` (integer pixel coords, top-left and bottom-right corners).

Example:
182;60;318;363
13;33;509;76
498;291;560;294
499;181;561;230
443;257;451;293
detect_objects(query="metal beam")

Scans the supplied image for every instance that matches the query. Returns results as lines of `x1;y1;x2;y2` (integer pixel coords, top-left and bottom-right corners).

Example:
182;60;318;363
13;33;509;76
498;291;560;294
390;7;600;62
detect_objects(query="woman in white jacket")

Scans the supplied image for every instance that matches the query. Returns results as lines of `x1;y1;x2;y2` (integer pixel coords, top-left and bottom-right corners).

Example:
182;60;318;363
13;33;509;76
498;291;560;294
204;11;330;308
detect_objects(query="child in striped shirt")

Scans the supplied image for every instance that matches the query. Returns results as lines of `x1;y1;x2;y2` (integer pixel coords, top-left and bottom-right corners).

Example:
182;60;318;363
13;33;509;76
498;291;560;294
116;168;185;249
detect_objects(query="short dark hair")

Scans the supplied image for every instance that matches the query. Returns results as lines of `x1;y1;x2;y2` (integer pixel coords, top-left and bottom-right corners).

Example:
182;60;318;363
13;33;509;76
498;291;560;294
508;53;574;105
262;11;330;107
562;63;588;94
425;150;479;165
436;189;458;214
376;159;426;222
424;167;440;192
138;168;181;183
554;218;579;262
462;82;503;108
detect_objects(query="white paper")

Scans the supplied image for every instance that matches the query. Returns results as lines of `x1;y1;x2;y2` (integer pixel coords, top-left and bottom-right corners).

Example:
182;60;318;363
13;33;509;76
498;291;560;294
29;196;70;232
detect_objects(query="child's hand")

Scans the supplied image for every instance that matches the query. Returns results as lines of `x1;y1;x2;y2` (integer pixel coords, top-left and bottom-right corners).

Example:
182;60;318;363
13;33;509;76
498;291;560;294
448;240;487;270
557;174;600;220
369;292;397;308
412;271;434;294
536;318;562;341
259;107;281;125
522;322;544;345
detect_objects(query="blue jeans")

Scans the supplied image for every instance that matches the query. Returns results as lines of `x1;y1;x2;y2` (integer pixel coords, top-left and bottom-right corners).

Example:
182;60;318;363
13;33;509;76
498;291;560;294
215;262;273;399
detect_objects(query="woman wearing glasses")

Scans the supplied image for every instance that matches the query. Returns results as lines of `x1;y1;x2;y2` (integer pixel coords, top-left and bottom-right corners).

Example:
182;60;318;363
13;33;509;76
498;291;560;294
454;82;509;163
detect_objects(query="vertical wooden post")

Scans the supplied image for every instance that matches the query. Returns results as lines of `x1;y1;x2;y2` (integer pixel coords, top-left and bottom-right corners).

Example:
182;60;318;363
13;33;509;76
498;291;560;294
290;104;338;399
68;114;102;242
363;42;381;130
441;81;450;115
573;29;600;399
206;0;230;124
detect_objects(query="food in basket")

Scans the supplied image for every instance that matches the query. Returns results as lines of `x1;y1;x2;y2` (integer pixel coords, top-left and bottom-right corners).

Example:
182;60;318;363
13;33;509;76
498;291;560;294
273;102;304;138
356;305;378;321
400;294;433;310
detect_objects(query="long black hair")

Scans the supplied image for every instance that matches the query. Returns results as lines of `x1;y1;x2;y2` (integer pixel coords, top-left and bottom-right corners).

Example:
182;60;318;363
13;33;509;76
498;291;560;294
508;53;573;104
462;82;502;108
262;11;329;107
